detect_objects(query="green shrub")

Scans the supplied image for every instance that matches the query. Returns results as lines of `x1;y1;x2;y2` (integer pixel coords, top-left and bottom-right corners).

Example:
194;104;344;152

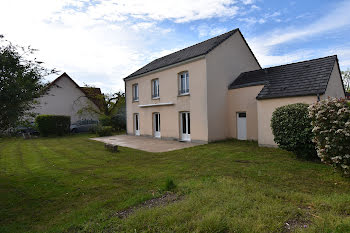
271;103;317;159
96;126;113;137
111;114;126;131
309;98;350;176
99;115;112;126
35;115;70;136
164;178;176;191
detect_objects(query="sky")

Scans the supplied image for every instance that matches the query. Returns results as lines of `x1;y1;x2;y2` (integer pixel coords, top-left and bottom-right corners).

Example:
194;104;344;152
1;0;350;93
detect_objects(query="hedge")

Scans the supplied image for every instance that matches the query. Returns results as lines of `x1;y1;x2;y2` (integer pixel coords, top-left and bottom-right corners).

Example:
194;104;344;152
309;98;350;176
271;103;317;159
35;115;71;136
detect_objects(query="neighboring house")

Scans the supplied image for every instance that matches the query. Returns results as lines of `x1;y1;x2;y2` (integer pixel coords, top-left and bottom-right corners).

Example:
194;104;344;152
124;28;346;146
33;73;102;123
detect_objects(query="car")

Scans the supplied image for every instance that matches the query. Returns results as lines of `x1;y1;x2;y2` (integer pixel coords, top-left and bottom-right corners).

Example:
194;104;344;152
70;119;98;133
16;122;39;136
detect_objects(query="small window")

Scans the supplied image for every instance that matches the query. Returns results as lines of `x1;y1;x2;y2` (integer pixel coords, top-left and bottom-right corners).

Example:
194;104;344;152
179;71;189;95
132;84;139;101
152;79;159;98
238;112;246;118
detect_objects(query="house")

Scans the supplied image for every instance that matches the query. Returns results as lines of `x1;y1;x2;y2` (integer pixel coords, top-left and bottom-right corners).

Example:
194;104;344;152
33;73;102;123
124;28;346;146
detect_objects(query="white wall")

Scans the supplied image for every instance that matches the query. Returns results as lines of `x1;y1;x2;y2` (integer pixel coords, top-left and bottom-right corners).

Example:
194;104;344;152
205;31;261;141
322;62;345;99
33;76;100;123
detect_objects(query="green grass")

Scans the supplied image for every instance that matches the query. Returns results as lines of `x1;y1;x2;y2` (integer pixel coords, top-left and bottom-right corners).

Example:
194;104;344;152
0;134;349;232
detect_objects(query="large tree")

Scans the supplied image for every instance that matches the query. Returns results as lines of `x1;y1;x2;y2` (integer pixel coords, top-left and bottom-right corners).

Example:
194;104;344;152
0;35;56;132
341;69;350;92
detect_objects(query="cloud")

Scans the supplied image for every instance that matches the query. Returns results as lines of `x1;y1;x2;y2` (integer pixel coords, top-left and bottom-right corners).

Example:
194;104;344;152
247;0;350;68
0;0;244;93
191;24;228;37
242;0;254;5
82;0;240;23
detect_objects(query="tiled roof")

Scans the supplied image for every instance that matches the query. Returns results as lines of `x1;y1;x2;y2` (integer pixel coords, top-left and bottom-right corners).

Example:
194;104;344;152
229;55;338;99
125;28;239;80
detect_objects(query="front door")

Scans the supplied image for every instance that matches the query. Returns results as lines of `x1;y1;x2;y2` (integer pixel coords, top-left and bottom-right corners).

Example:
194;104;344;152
134;113;140;136
180;112;190;141
237;112;247;140
153;113;161;138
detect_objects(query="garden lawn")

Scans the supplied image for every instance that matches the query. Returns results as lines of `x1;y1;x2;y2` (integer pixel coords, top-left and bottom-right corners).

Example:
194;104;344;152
0;134;349;232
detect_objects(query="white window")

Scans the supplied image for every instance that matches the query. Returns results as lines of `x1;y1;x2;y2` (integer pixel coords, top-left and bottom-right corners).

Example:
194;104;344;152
132;84;139;101
152;79;159;98
179;72;189;95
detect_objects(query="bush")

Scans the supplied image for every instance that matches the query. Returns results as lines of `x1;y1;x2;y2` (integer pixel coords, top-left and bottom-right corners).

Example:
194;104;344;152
271;103;317;159
309;98;350;176
111;113;126;131
35;115;70;136
99;115;112;126
96;126;113;137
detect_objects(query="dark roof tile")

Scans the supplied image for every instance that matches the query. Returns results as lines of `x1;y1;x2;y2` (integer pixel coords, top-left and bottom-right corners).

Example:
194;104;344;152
229;55;337;99
125;28;239;79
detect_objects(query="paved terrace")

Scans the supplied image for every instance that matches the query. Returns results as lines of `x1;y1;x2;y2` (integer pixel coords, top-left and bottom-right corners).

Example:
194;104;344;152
91;134;205;153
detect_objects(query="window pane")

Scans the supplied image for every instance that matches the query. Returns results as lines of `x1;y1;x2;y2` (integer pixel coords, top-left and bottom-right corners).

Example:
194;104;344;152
181;75;185;93
182;113;186;134
185;74;189;92
188;113;190;134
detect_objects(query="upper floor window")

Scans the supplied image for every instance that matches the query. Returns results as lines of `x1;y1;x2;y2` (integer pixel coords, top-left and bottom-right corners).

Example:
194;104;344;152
132;84;139;101
179;71;189;95
152;79;159;98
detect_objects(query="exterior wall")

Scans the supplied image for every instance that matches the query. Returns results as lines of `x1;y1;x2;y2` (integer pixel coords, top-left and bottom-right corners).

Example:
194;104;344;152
322;62;346;99
227;85;264;140
33;76;100;123
125;58;208;142
206;32;260;141
257;96;317;147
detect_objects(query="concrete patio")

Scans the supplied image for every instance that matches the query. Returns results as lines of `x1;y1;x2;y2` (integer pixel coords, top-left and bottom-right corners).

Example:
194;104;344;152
90;134;205;152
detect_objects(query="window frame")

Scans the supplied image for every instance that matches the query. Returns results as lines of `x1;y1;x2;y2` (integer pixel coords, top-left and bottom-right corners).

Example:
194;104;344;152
178;71;189;95
151;78;160;99
132;83;139;102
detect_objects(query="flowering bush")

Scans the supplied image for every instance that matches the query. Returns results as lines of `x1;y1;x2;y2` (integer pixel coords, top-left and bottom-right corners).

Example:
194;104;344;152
309;98;350;176
271;103;317;159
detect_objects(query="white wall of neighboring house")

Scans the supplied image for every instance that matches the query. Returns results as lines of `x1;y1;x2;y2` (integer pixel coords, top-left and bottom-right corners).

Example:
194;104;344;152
33;75;100;123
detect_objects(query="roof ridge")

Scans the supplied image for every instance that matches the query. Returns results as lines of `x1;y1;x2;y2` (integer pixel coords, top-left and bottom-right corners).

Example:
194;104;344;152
152;28;239;62
124;28;239;79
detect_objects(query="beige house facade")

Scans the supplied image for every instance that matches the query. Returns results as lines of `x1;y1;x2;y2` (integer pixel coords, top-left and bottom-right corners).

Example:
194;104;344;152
125;29;346;146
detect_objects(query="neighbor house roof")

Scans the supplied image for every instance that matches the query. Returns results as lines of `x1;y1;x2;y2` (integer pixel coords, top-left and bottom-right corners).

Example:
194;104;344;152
125;28;244;80
48;73;104;111
229;55;339;100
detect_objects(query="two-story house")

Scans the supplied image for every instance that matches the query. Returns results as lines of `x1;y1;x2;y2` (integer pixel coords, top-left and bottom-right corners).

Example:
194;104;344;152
124;28;345;146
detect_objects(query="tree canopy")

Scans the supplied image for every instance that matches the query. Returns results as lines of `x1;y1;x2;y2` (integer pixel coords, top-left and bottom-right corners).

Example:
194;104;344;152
0;35;56;132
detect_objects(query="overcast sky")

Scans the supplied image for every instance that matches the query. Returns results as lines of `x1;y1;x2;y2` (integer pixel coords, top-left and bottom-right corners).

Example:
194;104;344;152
1;0;350;93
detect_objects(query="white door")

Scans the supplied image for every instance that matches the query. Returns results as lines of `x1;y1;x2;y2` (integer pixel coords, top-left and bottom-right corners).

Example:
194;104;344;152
237;112;247;140
134;113;140;136
180;112;191;141
153;113;161;138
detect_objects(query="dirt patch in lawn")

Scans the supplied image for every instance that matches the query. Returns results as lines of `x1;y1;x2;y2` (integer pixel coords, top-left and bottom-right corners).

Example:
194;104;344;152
113;192;183;219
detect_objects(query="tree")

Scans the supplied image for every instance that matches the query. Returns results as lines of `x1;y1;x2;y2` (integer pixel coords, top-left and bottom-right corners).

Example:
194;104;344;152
0;35;56;132
78;89;126;130
341;69;350;92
